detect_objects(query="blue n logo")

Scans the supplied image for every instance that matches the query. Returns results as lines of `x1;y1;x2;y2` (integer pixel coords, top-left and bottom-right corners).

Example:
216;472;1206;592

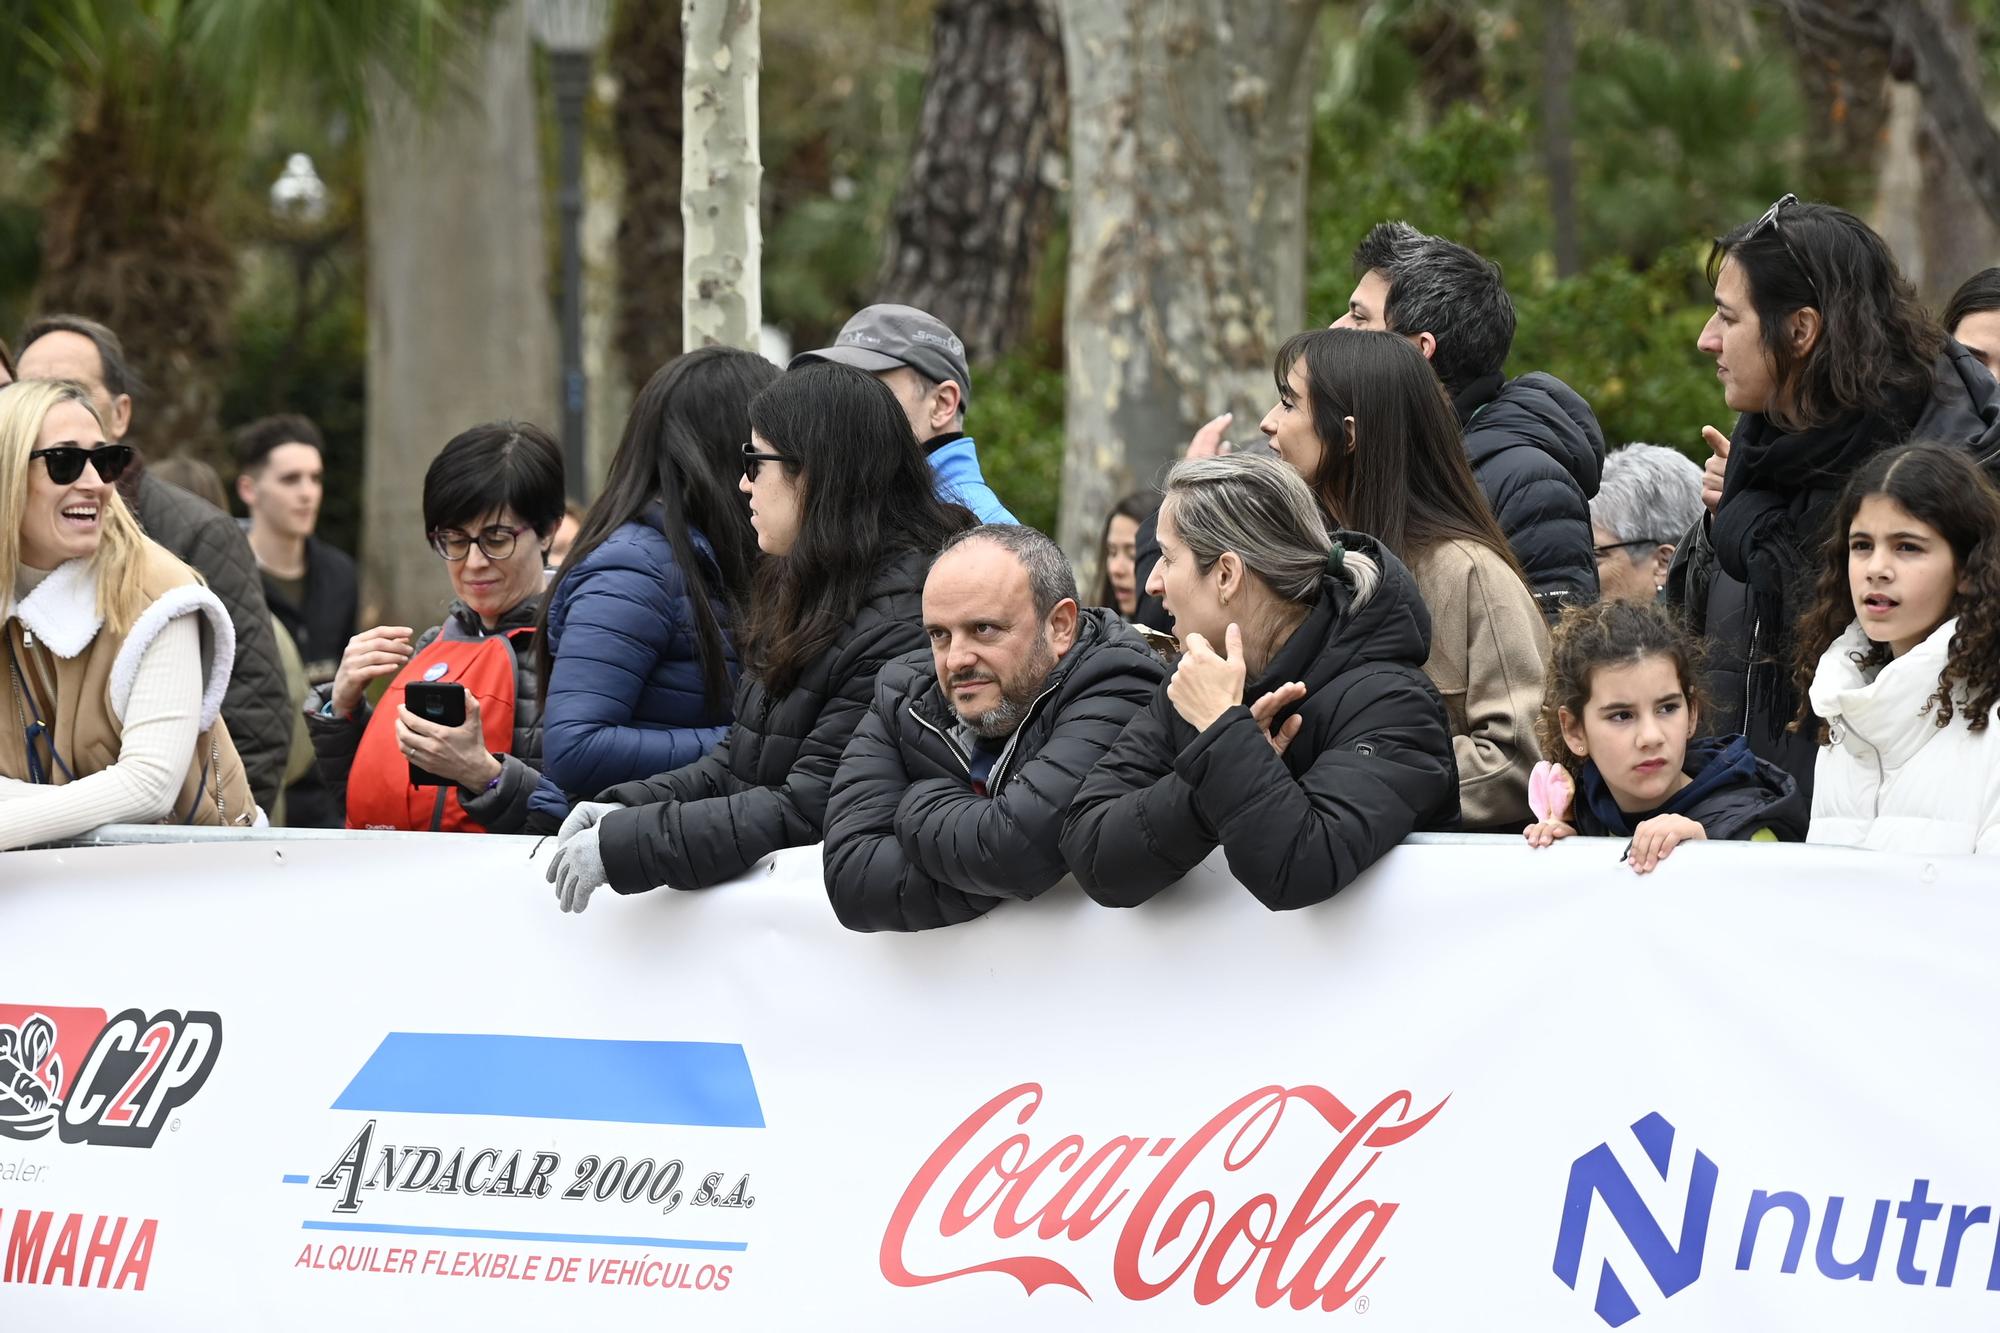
1553;1112;1719;1326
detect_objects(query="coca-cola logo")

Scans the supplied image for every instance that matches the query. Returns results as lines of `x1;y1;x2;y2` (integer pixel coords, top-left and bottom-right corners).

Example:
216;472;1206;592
881;1081;1448;1312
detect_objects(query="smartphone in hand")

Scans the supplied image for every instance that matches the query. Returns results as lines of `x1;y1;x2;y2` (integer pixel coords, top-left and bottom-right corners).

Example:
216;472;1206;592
403;681;467;787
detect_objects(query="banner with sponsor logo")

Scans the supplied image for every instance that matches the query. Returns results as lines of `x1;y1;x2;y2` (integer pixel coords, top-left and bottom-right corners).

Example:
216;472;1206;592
2;832;1997;1330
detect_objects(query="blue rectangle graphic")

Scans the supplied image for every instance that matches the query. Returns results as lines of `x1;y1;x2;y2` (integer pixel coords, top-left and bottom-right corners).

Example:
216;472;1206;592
331;1034;764;1127
302;1220;746;1251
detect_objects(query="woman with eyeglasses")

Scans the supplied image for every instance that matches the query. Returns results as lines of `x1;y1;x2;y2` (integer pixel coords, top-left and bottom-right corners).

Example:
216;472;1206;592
545;363;972;912
1667;195;2000;801
537;347;775;800
306;421;569;833
0;380;258;848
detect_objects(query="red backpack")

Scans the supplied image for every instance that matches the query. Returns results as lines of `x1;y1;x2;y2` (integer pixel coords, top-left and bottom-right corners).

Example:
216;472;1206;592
345;623;533;832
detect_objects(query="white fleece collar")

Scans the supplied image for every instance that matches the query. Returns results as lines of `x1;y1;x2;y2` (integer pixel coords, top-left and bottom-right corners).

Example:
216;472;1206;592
5;559;103;658
1809;618;1957;766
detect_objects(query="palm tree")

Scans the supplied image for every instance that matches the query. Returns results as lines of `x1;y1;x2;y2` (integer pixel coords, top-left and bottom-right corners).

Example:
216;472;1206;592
4;0;493;467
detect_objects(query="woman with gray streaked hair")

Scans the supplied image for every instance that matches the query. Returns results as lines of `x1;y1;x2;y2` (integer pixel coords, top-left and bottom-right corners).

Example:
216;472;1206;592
1590;444;1705;603
1059;453;1458;911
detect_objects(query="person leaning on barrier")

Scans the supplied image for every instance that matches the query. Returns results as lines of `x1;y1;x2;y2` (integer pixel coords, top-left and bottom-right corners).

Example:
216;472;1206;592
1589;444;1705;604
547;364;974;912
0;380;259;850
15;315;291;814
1059;454;1459;911
821;524;1166;931
306;422;569;834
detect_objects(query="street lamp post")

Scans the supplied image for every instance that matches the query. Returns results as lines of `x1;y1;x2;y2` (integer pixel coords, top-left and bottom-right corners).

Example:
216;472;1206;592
529;0;610;497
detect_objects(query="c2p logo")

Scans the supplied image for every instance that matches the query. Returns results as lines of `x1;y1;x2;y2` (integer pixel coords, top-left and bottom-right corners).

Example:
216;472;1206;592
1552;1112;1718;1327
0;1005;222;1148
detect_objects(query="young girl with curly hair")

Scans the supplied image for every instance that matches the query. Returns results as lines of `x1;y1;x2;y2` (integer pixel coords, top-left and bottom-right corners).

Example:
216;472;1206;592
1794;443;2000;853
1524;599;1807;871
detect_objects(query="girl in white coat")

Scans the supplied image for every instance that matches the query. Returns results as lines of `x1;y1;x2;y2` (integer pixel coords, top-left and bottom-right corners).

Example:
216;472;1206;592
1795;443;2000;854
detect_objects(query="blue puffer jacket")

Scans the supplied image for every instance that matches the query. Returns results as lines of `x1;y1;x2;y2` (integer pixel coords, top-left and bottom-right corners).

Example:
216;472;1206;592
542;512;738;797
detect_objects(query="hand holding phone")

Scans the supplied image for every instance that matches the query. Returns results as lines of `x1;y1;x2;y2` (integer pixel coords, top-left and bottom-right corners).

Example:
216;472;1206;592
401;681;468;787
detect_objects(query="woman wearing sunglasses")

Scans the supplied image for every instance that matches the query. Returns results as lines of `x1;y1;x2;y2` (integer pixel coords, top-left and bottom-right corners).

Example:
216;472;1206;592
306;422;569;834
546;363;972;912
0;380;258;848
1669;195;2000;802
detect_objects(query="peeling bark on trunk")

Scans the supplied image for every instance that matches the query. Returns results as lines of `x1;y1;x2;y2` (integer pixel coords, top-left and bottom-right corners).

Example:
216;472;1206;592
1540;0;1580;279
682;0;762;351
363;2;558;628
1054;0;1325;564
611;0;683;388
876;0;1068;359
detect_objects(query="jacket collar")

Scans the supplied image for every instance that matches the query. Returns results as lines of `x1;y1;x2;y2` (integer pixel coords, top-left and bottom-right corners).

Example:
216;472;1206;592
1809;618;1956;766
444;595;542;640
4;558;102;659
1450;372;1506;427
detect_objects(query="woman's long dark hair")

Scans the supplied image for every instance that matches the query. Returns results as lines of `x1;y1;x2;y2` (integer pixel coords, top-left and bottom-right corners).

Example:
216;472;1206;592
1791;443;2000;740
538;346;776;711
742;363;970;693
1094;490;1159;609
1707;201;1942;433
1275;327;1522;578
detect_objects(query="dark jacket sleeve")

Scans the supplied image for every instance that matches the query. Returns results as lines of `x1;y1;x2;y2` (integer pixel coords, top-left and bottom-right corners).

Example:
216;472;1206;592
303;695;365;818
1172;672;1457;910
184;509;290;811
1479;445;1599;617
457;753;566;836
820;671;977;932
1059;696;1221;906
896;662;1160;904
599;615;922;892
542;556;729;796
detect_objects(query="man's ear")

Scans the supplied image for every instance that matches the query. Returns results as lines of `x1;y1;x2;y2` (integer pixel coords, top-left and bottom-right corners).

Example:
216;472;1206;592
1046;597;1080;655
1411;331;1438;363
1558;705;1590;759
236;473;258;509
109;393;132;441
932;379;963;434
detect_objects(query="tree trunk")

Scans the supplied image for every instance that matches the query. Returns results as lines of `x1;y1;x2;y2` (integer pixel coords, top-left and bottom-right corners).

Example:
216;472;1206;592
1892;0;2000;235
1539;0;1580;278
682;0;762;351
611;0;683;390
33;93;235;468
1054;0;1325;565
584;101;631;499
362;1;559;628
876;0;1068;360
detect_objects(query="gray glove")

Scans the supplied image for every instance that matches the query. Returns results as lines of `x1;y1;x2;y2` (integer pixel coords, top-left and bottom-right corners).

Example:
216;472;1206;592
558;799;621;846
547;823;609;914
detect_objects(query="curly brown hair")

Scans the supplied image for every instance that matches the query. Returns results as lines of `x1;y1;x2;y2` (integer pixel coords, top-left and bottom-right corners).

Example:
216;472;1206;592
1790;443;2000;740
1536;599;1710;790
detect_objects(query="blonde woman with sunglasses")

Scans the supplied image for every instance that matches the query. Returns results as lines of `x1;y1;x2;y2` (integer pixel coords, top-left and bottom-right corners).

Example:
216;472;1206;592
0;380;258;848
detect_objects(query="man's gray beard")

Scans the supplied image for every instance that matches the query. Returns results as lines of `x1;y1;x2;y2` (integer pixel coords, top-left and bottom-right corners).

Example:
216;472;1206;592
953;632;1056;740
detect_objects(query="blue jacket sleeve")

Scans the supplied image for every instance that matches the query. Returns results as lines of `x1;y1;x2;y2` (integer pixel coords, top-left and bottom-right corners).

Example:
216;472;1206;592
541;554;730;796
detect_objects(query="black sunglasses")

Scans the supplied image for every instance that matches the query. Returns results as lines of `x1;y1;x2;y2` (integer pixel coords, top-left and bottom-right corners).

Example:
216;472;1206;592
740;441;787;481
1749;192;1822;307
30;444;135;486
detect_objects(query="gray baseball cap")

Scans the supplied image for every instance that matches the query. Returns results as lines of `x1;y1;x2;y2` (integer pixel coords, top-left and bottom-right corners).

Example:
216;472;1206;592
789;304;972;408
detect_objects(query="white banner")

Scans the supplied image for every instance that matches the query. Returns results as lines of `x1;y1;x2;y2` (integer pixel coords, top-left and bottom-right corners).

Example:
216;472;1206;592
1;832;1997;1330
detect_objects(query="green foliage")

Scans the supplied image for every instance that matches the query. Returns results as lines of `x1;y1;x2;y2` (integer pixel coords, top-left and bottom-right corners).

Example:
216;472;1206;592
967;344;1064;536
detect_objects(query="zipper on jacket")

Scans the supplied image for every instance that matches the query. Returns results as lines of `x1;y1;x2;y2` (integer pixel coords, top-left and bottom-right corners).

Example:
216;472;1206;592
987;683;1061;792
906;706;972;778
1745;613;1762;740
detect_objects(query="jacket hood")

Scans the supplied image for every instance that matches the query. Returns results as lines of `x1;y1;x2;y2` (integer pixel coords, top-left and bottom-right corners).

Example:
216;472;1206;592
1252;531;1432;698
1578;734;1805;840
1461;372;1606;497
1917;342;2000;466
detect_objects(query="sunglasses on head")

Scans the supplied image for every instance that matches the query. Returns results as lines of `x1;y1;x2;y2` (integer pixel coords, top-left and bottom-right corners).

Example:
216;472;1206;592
30;443;135;486
741;441;787;481
1748;192;1823;307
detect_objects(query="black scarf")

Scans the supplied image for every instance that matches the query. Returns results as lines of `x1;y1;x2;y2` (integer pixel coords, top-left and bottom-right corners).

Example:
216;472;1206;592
1711;407;1896;736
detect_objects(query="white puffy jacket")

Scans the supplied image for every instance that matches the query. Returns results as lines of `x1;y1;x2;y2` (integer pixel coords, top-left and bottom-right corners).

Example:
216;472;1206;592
1807;618;2000;855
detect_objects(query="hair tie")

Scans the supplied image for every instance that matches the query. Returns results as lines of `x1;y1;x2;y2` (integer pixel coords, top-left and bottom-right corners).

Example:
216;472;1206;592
1325;542;1346;576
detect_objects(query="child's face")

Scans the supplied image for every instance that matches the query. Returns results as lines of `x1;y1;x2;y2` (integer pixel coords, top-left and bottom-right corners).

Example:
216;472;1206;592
1559;654;1698;814
1848;495;1963;658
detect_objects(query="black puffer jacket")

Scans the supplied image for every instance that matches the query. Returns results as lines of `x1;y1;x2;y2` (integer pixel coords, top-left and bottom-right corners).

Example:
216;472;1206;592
1455;371;1606;619
822;609;1166;932
1060;534;1460;910
1666;342;2000;801
131;471;290;812
596;548;931;892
